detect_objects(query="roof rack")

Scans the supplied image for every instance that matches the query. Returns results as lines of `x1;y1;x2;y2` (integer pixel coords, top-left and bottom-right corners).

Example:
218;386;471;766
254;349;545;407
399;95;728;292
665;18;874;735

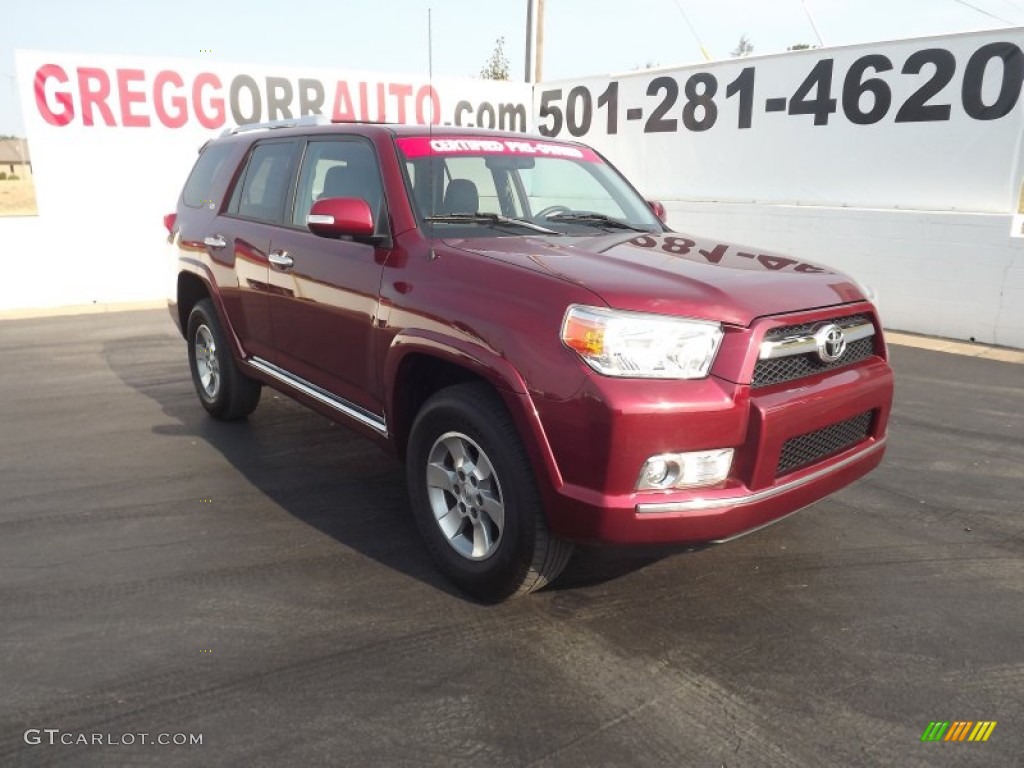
220;114;331;137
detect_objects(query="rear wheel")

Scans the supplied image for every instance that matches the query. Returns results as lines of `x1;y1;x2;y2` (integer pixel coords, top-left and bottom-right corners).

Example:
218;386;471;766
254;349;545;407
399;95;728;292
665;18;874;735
186;299;261;420
407;383;573;601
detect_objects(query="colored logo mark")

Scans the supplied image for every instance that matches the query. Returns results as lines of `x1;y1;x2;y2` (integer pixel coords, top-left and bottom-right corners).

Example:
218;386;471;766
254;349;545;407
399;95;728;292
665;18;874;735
921;721;997;742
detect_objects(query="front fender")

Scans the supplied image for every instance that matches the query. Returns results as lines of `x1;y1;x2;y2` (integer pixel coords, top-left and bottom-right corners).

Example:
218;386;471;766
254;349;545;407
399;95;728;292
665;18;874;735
384;330;566;498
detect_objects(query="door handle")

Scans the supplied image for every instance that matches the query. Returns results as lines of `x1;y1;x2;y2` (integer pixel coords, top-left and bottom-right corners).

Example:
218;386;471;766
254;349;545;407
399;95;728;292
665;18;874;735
203;235;227;249
268;250;294;270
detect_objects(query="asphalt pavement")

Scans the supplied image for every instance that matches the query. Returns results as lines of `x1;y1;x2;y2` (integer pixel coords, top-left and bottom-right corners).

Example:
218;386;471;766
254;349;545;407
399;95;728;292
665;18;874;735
0;309;1021;767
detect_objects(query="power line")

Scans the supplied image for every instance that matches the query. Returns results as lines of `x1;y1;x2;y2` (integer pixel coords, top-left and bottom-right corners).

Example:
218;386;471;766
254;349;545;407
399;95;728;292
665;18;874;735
950;0;1014;25
801;0;825;47
669;0;711;61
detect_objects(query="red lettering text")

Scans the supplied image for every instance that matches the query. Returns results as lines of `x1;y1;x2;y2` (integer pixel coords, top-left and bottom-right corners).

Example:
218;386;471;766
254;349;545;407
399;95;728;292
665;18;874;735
154;70;188;128
193;72;224;129
332;81;356;122
389;83;413;123
77;67;115;126
116;69;150;127
34;64;73;126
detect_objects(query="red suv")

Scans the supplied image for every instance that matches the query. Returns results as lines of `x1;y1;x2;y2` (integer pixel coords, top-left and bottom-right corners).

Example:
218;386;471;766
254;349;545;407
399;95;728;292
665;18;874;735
167;116;893;601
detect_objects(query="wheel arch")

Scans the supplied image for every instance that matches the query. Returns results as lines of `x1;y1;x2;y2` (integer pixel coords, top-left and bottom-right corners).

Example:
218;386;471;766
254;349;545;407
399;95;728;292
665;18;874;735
176;271;211;337
384;334;565;500
176;266;246;361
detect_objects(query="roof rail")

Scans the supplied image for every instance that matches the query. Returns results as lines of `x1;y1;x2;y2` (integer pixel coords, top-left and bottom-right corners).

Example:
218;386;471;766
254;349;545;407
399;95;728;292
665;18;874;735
220;114;331;137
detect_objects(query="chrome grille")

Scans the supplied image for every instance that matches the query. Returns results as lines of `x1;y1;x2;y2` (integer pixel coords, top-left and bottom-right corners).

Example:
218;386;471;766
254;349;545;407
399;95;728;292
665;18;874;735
764;314;869;341
753;314;876;388
777;411;874;477
753;337;874;387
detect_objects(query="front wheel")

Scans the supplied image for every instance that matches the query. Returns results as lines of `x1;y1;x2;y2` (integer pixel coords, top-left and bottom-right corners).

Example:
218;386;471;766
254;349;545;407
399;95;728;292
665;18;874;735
406;383;573;601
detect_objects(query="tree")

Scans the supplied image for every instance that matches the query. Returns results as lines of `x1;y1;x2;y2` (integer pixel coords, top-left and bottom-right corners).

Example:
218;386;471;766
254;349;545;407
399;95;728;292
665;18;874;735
731;35;754;57
787;43;814;51
480;37;510;80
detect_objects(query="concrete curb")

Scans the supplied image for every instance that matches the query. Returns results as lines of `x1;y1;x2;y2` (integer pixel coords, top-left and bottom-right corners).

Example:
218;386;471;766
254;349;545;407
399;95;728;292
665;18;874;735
885;331;1024;364
0;301;167;320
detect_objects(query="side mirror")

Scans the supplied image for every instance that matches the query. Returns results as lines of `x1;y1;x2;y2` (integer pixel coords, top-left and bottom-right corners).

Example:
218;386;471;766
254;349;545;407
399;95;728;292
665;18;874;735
307;197;374;238
647;200;667;223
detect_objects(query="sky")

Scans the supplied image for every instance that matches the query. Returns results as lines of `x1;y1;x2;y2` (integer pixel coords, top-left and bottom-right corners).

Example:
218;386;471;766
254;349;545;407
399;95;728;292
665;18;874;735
2;0;1022;135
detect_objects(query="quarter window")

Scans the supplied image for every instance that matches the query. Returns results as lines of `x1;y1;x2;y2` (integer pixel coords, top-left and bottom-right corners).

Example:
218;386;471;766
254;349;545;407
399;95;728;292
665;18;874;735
182;143;235;208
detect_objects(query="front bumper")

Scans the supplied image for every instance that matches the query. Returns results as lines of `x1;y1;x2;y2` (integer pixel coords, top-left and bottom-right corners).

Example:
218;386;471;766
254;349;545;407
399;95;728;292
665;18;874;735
537;356;894;545
635;436;885;543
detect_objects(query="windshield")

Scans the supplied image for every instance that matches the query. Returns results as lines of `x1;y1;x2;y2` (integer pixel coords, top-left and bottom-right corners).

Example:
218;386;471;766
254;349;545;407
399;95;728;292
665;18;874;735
395;136;664;237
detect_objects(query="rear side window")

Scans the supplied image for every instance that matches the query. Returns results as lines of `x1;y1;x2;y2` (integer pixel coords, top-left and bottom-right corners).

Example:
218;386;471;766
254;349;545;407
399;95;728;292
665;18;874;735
182;143;235;208
227;141;300;223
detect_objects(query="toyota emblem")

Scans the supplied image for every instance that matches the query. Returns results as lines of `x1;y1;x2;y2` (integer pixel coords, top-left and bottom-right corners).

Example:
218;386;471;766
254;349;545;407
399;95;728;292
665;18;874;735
813;323;847;363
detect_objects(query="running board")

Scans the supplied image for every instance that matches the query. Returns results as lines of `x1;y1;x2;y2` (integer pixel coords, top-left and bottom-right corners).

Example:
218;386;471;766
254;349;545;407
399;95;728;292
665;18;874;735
247;357;388;436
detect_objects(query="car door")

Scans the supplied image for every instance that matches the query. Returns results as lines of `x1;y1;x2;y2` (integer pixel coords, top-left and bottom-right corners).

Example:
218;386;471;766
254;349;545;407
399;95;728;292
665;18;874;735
263;136;391;420
216;139;301;361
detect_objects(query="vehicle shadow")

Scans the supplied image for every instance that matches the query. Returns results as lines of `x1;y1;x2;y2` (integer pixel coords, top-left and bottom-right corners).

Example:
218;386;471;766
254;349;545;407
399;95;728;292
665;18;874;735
547;544;701;591
103;332;674;601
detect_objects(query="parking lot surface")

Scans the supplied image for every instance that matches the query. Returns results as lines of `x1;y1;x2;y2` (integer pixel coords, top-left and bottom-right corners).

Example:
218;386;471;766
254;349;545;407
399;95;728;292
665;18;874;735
0;309;1021;767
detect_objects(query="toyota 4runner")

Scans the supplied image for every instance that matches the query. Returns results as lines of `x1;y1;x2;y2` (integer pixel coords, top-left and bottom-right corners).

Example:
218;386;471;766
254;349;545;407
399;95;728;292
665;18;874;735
167;115;894;601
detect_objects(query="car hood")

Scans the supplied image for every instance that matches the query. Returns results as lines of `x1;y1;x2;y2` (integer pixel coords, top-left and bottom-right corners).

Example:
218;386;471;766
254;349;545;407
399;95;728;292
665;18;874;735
442;232;866;327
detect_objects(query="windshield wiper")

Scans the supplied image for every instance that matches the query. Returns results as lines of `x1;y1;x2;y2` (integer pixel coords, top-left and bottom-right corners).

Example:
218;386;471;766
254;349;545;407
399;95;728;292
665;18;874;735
544;212;651;232
424;213;562;235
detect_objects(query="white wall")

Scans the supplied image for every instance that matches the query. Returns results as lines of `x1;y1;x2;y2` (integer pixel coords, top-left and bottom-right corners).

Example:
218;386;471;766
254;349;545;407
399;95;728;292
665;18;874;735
664;202;1024;348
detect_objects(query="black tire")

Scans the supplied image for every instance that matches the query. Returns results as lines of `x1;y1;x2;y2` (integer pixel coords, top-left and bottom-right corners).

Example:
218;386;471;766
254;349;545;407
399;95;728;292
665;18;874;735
186;299;261;420
406;382;573;601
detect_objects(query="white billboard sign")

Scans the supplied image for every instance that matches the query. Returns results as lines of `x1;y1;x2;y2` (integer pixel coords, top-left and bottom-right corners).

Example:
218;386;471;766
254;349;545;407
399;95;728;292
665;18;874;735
8;50;532;309
535;29;1024;213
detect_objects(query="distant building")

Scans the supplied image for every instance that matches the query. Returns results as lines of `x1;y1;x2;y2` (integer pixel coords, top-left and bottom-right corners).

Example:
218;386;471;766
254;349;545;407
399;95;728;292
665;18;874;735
0;139;32;175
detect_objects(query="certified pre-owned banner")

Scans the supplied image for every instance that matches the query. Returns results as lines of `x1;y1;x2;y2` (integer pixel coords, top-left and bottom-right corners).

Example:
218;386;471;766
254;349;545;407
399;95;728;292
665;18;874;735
535;29;1024;214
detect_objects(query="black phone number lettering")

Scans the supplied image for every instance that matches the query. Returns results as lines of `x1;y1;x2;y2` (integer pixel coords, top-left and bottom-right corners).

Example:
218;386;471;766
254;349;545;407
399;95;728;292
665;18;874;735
537;42;1023;137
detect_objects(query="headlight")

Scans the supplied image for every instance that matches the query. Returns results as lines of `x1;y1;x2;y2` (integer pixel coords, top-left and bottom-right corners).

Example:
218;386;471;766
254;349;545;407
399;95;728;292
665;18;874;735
560;305;723;379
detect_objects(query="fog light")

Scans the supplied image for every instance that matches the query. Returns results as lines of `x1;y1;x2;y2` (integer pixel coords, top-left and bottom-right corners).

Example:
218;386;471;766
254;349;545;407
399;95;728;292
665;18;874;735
643;458;675;488
637;449;734;491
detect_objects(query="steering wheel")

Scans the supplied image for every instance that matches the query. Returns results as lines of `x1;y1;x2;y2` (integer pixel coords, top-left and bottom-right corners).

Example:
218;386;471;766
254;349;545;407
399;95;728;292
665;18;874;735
536;205;572;219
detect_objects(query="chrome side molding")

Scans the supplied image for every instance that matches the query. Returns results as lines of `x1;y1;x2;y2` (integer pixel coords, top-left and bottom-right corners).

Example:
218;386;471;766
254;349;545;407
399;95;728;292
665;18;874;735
248;357;388;436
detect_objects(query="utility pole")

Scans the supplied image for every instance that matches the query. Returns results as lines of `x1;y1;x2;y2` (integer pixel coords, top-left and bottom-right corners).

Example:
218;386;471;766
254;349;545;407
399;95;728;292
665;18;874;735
524;0;545;82
536;0;545;82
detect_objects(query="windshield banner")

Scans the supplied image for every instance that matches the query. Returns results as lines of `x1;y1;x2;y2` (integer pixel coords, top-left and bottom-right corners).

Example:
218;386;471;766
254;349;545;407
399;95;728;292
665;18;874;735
396;136;600;161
